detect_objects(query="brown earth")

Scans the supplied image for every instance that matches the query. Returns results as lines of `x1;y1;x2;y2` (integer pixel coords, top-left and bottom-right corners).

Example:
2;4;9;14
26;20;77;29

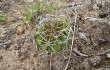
0;0;110;70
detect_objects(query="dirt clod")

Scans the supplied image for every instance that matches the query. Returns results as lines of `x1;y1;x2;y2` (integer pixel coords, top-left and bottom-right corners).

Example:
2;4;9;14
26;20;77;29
6;16;16;23
89;56;102;67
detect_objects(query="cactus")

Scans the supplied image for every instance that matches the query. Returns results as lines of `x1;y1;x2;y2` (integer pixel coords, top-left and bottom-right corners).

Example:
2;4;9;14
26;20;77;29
35;17;72;52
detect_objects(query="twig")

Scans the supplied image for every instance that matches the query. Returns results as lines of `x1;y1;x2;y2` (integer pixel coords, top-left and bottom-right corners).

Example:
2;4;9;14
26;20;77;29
64;6;77;70
73;47;88;57
49;52;52;70
90;49;110;56
84;17;108;22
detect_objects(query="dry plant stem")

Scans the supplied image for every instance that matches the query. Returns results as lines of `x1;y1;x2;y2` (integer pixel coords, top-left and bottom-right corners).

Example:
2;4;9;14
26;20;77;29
90;49;110;56
73;47;88;57
84;17;107;22
64;7;77;70
49;52;52;70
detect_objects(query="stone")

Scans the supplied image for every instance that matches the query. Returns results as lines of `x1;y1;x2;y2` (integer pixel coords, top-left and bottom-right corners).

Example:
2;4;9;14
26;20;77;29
16;25;25;34
107;54;110;58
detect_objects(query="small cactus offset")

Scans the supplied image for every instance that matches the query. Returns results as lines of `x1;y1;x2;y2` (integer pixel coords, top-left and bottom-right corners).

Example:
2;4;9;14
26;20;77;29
35;17;72;52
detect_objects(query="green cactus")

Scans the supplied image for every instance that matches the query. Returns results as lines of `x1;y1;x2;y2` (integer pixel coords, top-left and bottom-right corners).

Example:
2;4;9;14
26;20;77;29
35;17;72;52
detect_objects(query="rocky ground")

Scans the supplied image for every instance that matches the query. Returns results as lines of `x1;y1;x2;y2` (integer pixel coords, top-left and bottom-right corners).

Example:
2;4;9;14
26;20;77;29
0;0;110;70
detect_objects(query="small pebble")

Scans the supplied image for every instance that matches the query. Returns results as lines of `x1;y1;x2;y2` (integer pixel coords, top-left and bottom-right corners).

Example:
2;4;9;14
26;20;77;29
16;25;25;34
107;54;110;58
